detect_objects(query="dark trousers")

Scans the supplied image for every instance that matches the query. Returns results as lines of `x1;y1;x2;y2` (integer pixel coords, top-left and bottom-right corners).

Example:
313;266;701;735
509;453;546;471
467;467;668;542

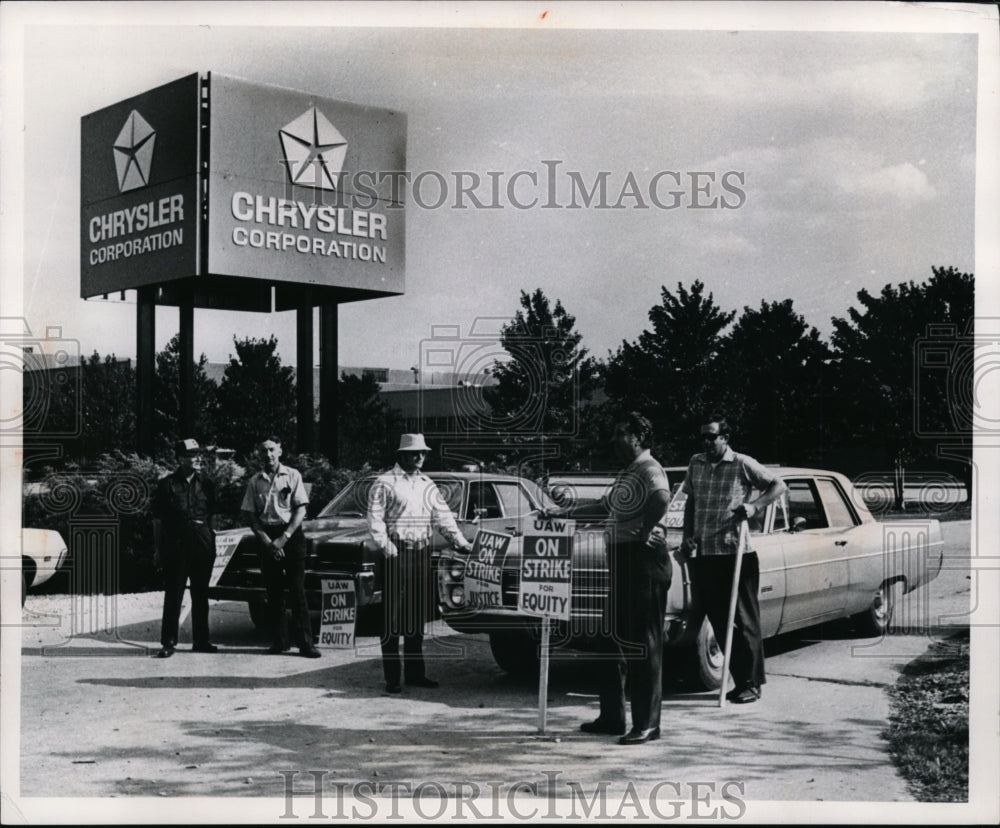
259;527;313;649
381;540;433;686
691;552;766;689
596;540;672;732
160;523;216;647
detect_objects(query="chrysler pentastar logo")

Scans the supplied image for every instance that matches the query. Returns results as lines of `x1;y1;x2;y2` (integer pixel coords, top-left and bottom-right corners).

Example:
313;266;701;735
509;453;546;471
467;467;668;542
279;107;348;190
113;110;156;192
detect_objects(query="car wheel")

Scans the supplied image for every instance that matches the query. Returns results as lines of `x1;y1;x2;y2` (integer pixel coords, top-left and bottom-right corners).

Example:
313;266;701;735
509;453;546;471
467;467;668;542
853;579;904;636
21;569;27;607
488;630;540;678
677;615;724;691
247;599;269;629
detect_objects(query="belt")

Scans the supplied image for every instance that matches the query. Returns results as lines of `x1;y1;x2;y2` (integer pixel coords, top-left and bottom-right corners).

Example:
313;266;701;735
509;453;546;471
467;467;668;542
394;538;430;548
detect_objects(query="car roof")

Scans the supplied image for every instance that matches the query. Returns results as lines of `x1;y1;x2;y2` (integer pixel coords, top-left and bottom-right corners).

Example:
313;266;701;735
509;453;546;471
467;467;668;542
549;466;853;482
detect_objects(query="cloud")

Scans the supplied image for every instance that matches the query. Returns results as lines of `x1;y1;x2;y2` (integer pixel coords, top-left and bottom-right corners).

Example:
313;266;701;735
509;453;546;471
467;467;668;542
836;162;937;203
700;138;938;213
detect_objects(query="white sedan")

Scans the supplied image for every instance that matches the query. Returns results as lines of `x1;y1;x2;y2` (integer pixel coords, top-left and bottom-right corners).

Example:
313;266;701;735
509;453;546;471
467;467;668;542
21;528;68;605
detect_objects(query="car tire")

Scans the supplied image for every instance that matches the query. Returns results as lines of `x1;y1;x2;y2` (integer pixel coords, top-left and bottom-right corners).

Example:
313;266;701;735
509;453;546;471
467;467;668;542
488;630;540;678
21;569;27;607
853;579;904;636
248;599;269;630
677;615;724;691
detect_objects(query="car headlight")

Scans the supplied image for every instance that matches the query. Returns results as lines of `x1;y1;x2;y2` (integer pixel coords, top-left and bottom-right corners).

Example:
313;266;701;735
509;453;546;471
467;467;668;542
449;559;466;580
449;585;465;606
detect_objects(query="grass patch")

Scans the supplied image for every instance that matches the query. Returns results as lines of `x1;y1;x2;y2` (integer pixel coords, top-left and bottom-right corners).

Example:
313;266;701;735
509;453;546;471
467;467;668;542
883;630;969;801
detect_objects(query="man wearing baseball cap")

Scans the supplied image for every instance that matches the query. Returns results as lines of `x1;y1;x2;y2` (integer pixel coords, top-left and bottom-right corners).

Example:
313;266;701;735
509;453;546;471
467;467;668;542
367;434;473;693
152;438;218;658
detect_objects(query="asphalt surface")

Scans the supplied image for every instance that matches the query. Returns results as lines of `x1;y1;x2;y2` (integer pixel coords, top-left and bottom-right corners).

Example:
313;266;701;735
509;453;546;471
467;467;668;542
9;520;977;822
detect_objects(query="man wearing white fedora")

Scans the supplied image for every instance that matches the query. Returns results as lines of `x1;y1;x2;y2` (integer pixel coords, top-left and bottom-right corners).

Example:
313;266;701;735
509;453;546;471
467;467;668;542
367;433;473;693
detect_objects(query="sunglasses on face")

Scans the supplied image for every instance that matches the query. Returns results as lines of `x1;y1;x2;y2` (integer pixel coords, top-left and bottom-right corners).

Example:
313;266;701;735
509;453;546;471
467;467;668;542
700;432;723;442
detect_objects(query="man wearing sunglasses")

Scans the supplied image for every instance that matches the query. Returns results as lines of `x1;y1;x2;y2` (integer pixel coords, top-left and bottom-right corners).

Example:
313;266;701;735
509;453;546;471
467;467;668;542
367;434;474;694
681;416;786;704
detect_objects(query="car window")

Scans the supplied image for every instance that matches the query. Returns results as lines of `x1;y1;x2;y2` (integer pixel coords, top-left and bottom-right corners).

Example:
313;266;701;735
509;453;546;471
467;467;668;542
494;483;534;519
433;479;464;516
746;495;766;534
772;496;789;532
466;481;503;520
815;478;857;528
785;479;828;530
317;479;370;518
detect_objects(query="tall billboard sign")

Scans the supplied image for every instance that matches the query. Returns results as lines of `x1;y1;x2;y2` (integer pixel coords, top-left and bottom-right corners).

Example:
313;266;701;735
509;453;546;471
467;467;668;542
80;73;406;307
206;75;406;307
81;74;201;297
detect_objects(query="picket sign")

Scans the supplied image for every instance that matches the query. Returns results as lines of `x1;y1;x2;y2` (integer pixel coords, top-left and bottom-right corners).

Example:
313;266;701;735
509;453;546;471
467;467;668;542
518;518;575;735
319;578;356;649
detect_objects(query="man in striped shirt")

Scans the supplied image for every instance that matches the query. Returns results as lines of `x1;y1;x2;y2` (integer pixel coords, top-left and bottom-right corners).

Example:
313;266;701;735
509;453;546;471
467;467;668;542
681;416;786;704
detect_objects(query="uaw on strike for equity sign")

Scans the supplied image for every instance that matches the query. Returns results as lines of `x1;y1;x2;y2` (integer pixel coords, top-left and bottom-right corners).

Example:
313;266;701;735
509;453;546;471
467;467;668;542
520;518;575;734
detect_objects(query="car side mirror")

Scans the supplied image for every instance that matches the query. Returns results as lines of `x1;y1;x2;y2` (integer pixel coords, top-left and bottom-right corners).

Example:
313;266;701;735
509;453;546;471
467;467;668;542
791;516;807;532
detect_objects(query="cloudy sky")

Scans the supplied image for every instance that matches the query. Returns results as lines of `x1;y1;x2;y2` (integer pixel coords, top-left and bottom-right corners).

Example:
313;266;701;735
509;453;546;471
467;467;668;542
2;2;993;373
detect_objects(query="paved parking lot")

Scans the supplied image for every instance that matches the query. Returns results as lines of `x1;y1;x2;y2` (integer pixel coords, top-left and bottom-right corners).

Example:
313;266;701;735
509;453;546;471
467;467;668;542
10;521;979;822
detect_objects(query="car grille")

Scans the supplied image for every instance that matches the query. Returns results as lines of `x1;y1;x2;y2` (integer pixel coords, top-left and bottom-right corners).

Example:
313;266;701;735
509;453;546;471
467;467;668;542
500;531;610;626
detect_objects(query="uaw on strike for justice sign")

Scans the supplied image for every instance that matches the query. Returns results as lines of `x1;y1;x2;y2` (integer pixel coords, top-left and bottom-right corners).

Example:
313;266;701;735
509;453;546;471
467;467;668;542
81;73;406;308
319;579;357;649
466;530;510;609
517;518;575;621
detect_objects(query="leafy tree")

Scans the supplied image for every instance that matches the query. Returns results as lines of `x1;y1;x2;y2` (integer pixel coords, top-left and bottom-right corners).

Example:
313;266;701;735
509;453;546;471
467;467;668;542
483;289;600;470
604;280;735;463
153;333;218;454
336;371;404;469
830;266;974;501
715;300;832;466
214;335;297;459
22;350;136;463
78;352;136;460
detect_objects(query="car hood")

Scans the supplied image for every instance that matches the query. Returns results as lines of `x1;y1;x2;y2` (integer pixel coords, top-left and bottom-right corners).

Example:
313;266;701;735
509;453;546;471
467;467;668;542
304;517;371;542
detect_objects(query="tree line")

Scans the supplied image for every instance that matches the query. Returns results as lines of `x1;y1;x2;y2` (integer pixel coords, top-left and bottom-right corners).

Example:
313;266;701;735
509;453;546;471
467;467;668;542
483;266;973;498
25;266;973;498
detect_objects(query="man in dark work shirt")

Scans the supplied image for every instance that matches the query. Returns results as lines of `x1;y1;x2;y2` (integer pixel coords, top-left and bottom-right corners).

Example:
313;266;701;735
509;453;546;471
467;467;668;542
152;439;218;658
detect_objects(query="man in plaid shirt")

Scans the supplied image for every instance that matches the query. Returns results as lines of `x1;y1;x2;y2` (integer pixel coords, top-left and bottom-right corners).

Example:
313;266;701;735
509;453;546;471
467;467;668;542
681;416;786;704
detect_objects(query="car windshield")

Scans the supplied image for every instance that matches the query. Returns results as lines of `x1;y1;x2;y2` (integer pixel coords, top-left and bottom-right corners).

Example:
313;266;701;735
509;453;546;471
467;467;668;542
315;474;554;519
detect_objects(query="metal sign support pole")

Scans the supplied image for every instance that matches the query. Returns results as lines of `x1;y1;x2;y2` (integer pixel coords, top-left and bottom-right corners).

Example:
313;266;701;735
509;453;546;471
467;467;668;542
538;616;551;734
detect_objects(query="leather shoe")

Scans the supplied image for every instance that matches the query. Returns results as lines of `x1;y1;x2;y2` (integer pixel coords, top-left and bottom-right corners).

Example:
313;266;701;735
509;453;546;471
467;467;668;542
580;719;627;736
405;676;439;688
385;683;403;694
192;643;218;653
299;646;322;659
731;686;761;704
619;726;661;745
155;646;175;659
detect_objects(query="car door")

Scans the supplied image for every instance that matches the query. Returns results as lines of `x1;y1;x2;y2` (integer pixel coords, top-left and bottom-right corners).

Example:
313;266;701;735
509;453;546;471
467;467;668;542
492;481;540;536
776;476;853;632
749;500;787;639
